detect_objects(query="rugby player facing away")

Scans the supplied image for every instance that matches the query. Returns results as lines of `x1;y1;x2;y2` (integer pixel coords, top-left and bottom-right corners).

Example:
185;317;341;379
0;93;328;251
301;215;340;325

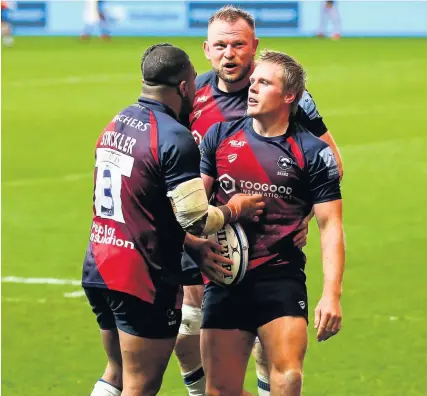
81;43;264;396
198;51;345;396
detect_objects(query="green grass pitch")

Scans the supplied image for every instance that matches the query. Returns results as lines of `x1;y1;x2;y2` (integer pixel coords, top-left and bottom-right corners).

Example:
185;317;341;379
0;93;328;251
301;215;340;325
2;36;426;395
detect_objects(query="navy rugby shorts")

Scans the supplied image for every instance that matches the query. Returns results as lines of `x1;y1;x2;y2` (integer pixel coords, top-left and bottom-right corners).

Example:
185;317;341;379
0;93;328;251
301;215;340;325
201;265;308;334
84;287;181;339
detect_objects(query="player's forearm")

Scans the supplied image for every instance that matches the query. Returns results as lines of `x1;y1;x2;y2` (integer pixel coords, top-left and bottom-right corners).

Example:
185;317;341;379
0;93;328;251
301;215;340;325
184;233;200;249
184;205;232;237
319;218;345;298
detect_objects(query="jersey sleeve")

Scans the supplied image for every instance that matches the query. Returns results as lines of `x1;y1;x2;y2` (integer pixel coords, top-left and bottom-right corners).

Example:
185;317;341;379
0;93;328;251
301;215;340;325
199;123;220;178
307;142;341;204
295;91;328;138
161;126;201;191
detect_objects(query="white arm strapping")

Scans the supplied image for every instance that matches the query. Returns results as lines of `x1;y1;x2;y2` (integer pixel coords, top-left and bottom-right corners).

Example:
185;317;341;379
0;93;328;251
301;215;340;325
167;178;208;229
203;205;225;235
167;178;225;235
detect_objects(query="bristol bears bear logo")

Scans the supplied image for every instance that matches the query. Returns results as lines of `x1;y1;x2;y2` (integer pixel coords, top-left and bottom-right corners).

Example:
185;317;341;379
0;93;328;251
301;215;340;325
277;156;292;171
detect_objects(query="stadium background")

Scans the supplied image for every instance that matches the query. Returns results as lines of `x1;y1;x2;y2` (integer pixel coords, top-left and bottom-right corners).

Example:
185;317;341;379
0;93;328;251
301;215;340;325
2;1;426;395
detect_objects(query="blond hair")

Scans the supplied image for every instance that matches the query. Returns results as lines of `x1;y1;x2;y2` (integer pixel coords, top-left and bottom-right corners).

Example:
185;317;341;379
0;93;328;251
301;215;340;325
208;5;255;30
258;50;306;114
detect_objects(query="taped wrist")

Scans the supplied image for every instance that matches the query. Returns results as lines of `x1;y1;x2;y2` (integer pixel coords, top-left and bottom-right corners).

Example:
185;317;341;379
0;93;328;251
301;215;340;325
167;178;208;229
202;205;225;235
226;202;240;222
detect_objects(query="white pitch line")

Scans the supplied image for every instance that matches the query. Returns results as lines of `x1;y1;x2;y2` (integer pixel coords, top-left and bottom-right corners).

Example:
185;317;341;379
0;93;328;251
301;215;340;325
2;276;85;300
1;278;425;321
2;276;81;286
3;297;47;303
63;290;86;298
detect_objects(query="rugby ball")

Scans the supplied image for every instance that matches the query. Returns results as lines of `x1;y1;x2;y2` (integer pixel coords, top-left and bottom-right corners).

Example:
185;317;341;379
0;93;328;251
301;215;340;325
207;223;249;286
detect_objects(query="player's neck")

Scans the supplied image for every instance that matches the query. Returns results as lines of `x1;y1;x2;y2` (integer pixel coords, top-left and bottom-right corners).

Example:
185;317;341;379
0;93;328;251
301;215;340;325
140;91;180;119
252;113;290;138
217;77;250;93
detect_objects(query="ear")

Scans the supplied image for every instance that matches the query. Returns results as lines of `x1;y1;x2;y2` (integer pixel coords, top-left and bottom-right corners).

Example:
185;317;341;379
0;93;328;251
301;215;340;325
179;80;188;97
253;37;259;56
284;92;296;106
203;40;211;61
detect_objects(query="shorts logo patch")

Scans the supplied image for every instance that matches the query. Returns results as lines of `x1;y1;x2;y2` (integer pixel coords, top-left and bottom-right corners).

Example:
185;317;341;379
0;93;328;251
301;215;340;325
298;301;306;309
167;309;177;326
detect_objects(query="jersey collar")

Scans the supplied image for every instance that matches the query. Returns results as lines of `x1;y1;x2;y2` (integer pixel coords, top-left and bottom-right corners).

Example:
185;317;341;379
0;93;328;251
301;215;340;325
211;72;250;98
246;117;297;142
137;96;178;120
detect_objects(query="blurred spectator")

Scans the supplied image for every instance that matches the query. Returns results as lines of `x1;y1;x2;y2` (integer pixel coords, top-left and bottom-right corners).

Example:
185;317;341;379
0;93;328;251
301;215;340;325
317;1;340;40
81;0;110;40
1;0;14;46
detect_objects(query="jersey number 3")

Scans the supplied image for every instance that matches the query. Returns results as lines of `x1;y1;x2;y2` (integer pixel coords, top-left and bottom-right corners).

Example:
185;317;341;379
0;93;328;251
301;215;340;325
94;148;134;223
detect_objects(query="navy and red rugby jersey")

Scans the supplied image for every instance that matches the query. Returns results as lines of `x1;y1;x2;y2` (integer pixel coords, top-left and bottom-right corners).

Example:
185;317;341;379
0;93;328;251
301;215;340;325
188;70;328;144
200;117;341;273
82;97;200;308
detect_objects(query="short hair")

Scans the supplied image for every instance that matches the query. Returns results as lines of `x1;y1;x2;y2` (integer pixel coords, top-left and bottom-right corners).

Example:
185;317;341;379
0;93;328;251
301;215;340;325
208;5;255;30
258;50;306;114
141;43;191;87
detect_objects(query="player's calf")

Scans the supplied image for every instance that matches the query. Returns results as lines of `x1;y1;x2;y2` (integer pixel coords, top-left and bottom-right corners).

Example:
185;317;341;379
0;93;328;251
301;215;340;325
252;339;270;396
258;315;307;396
175;331;206;396
175;302;205;395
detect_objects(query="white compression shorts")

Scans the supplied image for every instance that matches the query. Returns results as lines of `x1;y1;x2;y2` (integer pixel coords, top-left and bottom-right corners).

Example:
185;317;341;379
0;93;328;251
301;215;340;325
179;304;203;336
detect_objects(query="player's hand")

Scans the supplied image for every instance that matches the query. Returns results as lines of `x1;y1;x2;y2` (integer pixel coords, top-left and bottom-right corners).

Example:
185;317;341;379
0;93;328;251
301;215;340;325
187;236;233;283
314;295;342;342
227;193;265;222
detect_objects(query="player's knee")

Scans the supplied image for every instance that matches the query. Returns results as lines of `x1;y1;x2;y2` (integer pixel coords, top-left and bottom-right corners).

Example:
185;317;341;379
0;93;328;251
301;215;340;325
124;377;162;396
175;304;202;368
179;304;202;336
205;374;245;396
284;368;303;386
122;362;164;395
271;367;303;390
142;378;163;396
